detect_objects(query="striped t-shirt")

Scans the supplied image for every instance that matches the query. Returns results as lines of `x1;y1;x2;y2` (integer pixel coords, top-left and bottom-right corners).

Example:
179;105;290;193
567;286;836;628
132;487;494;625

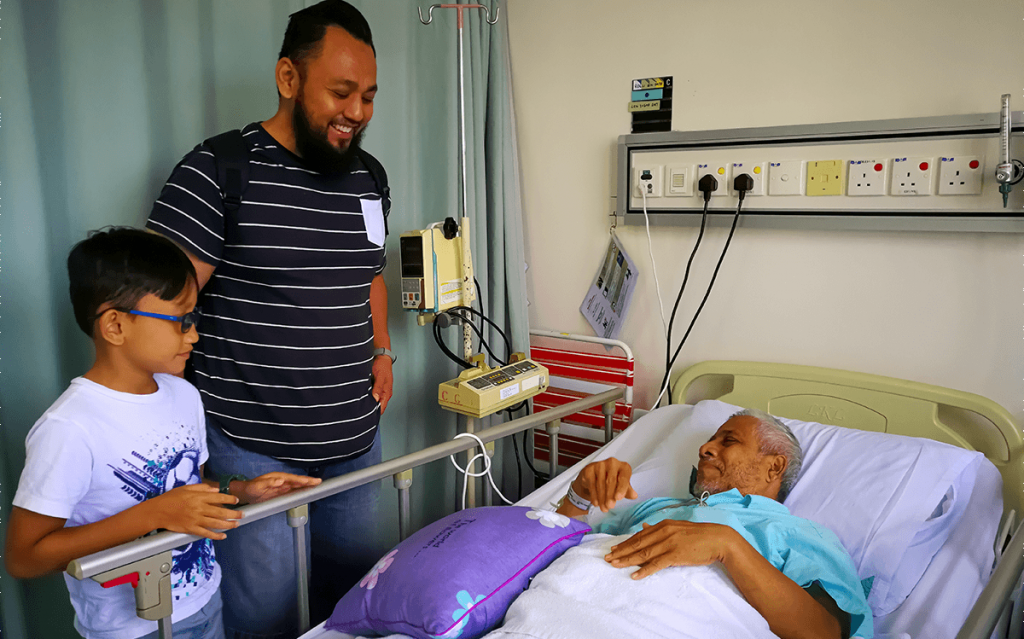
146;123;388;464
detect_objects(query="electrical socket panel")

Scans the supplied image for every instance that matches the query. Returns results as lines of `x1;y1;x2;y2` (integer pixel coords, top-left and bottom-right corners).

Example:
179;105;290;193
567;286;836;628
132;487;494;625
846;159;889;196
890;157;934;196
768;161;805;196
937;156;984;195
633;165;663;198
731;161;767;196
697;162;731;197
665;164;696;197
806;160;845;196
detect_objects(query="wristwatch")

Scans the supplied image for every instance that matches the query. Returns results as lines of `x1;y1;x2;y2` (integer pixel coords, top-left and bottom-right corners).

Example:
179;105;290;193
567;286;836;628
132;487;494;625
373;347;397;364
219;474;248;495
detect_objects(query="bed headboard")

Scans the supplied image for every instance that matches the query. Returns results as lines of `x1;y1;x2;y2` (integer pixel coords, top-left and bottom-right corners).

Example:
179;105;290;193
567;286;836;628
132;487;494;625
671;361;1024;515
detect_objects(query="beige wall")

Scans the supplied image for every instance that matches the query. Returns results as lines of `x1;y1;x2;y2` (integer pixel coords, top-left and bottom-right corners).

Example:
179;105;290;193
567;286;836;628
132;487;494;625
507;0;1024;419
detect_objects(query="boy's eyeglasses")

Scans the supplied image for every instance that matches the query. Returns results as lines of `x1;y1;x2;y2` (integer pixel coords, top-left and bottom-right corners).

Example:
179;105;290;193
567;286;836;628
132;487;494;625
118;308;202;333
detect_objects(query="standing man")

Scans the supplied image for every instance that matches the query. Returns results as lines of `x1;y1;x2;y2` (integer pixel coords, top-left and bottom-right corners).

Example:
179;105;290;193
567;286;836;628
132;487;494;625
146;2;394;637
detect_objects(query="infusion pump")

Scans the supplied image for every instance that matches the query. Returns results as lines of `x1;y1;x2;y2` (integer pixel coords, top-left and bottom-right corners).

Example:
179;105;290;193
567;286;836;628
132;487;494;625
400;219;475;313
438;355;549;418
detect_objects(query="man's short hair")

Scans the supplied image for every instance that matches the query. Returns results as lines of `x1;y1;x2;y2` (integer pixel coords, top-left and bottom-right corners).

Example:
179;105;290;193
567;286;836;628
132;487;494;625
279;0;375;66
67;228;197;337
732;408;803;501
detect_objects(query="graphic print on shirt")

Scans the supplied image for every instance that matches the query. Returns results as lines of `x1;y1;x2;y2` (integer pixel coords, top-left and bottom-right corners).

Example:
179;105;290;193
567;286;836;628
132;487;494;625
109;424;216;600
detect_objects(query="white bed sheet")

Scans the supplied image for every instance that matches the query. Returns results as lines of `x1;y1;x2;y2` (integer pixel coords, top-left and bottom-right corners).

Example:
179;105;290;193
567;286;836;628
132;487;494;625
297;404;1001;639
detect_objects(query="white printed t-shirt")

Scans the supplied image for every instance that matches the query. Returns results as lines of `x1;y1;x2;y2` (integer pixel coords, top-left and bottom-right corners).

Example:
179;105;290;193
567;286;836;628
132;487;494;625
13;374;221;639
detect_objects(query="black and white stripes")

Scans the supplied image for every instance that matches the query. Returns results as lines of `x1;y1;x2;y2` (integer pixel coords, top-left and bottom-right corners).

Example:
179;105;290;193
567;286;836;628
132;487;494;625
147;123;388;464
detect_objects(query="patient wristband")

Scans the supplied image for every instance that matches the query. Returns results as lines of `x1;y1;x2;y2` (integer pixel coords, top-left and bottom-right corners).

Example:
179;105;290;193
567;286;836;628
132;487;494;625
566;483;592;512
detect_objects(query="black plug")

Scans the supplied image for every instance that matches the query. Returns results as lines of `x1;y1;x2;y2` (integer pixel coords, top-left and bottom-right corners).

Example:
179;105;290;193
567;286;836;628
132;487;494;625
733;173;754;202
698;174;718;203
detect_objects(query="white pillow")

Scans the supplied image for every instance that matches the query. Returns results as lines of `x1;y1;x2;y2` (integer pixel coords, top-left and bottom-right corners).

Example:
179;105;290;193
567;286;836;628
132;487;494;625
680;400;984;616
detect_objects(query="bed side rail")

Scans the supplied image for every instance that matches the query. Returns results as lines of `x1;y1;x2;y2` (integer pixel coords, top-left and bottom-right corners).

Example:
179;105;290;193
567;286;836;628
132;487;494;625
66;387;623;638
957;517;1024;639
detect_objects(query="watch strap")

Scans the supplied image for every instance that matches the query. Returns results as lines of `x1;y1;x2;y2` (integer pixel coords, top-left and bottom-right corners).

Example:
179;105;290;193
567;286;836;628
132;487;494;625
219;474;248;495
373;347;397;364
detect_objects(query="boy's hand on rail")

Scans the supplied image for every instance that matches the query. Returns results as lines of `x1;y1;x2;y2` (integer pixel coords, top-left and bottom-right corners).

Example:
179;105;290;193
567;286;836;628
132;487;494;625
604;520;737;579
573;458;638;513
147;484;243;541
237;473;322;505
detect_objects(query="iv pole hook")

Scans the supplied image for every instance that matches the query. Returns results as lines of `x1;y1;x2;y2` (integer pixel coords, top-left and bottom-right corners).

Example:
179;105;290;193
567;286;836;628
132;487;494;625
418;4;500;26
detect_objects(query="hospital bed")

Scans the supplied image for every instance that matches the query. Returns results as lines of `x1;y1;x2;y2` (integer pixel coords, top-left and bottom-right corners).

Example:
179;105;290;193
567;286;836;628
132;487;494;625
298;360;1024;639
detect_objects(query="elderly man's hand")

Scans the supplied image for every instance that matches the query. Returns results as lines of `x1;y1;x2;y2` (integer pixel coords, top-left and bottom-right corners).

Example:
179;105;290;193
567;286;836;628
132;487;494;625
604;520;740;579
572;457;639;513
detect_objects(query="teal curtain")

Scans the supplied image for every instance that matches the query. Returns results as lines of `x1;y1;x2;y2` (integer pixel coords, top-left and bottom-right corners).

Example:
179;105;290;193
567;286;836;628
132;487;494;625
0;2;528;637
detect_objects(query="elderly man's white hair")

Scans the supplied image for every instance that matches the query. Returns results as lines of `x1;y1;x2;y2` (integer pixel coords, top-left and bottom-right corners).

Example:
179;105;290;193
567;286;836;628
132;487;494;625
731;408;802;501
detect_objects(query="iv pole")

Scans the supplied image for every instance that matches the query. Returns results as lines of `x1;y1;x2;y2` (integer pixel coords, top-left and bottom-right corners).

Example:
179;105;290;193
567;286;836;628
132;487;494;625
418;3;500;508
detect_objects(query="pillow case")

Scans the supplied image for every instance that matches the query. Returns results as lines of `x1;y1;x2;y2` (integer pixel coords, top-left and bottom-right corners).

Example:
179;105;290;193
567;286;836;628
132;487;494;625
326;506;590;639
666;400;983;616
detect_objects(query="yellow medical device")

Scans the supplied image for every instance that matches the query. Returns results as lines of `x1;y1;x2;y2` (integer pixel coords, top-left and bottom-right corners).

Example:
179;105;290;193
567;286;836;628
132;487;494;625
438;354;549;418
400;219;475;313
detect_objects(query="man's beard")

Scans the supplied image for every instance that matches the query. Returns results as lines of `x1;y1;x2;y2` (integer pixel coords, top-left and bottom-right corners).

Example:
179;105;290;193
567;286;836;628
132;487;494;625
292;96;366;174
692;459;762;497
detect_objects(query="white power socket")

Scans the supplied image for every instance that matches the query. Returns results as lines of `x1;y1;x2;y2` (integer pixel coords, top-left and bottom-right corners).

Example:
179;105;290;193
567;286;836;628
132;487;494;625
665;164;696;197
731;162;767;196
937;156;984;195
890;157;934;196
634;165;663;198
767;161;804;196
846;159;889;196
697;163;731;197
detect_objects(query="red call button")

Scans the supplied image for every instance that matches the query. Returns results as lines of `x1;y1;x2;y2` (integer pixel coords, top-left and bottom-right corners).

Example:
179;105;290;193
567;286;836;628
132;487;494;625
969;160;979;169
919;162;929;171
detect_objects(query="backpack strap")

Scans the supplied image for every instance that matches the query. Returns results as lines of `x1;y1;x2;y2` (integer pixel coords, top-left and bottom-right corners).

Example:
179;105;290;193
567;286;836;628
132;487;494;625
203;130;250;214
355;147;391;235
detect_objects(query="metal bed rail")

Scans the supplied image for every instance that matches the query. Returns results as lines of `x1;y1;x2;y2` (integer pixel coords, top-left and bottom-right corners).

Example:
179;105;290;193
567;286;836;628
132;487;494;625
67;388;624;638
957;517;1024;639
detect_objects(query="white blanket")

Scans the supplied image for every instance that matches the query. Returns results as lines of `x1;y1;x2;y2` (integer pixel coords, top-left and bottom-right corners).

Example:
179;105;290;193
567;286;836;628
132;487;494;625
483;534;780;639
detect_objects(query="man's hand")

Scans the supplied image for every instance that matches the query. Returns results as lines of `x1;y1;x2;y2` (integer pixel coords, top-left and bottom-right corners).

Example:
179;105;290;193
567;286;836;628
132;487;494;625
572;457;639;513
371;356;393;414
237;473;321;504
146;484;242;541
605;520;738;579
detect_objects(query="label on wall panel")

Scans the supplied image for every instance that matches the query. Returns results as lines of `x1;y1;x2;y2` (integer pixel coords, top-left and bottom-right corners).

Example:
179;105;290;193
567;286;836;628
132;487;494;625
628;100;661;112
633;76;672;90
631;88;663;101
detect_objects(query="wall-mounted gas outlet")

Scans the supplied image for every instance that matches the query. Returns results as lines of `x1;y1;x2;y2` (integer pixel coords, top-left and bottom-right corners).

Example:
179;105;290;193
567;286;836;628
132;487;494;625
890;157;934;196
665;164;695;197
846;159;889;196
697;162;731;197
731;162;767;196
806;160;844;196
633;165;663;198
937;156;984;195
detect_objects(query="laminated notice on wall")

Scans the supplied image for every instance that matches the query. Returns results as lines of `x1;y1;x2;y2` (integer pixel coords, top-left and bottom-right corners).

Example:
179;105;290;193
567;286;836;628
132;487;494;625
580;234;637;340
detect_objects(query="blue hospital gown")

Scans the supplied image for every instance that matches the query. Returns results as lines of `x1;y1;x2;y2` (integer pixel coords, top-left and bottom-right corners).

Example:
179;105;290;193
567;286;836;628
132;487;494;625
593;489;873;639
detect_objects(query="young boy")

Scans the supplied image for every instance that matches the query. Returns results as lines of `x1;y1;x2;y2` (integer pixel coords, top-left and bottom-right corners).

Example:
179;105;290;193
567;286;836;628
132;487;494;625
5;228;321;639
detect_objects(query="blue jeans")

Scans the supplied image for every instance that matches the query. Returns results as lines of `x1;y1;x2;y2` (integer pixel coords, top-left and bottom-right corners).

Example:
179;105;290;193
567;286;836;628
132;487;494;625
136;590;224;639
206;423;383;639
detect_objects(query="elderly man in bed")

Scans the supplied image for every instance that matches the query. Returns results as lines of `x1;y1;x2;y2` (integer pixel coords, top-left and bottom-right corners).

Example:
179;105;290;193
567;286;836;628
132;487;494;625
555;408;872;639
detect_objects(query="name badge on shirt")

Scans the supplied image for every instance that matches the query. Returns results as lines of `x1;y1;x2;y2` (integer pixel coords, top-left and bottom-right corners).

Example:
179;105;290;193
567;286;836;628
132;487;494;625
360;198;386;247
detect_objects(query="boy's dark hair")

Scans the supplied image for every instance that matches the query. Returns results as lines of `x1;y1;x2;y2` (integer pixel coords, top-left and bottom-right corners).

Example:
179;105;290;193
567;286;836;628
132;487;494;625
279;0;375;67
67;228;197;337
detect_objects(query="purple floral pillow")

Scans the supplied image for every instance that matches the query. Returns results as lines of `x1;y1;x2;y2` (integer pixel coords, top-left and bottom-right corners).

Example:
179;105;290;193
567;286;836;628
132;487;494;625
326;506;590;639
